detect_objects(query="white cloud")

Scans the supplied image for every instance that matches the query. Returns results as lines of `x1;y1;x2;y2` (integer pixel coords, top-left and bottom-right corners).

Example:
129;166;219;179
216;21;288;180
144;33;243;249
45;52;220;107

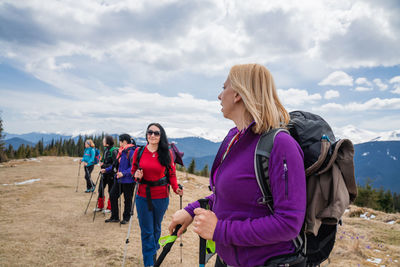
389;76;400;84
391;86;400;94
316;97;400;112
1;0;400;136
318;71;353;86
324;90;340;99
373;78;388;91
355;86;373;92
277;88;322;106
389;76;400;94
355;77;372;86
0;87;229;139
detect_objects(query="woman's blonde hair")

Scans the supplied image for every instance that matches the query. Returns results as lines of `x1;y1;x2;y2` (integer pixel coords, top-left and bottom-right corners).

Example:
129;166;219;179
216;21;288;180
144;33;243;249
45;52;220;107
228;63;290;134
86;139;95;148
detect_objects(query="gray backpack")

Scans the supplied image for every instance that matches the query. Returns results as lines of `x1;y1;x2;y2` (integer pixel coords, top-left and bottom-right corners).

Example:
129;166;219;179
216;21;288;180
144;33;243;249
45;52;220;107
255;111;357;267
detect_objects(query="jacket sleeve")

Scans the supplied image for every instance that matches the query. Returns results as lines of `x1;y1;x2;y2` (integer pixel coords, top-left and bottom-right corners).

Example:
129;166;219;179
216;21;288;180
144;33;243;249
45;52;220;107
121;150;134;178
87;148;95;165
81;149;87;163
105;165;112;173
213;134;306;246
184;194;215;217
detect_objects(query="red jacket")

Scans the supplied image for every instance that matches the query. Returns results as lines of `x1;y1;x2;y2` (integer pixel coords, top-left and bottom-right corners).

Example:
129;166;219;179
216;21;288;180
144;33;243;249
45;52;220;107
131;146;179;199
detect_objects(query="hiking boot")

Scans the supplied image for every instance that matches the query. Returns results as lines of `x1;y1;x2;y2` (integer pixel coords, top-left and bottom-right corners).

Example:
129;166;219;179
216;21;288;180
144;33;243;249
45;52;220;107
89;186;95;192
93;207;102;212
103;209;111;213
84;189;91;193
120;220;128;225
105;218;119;223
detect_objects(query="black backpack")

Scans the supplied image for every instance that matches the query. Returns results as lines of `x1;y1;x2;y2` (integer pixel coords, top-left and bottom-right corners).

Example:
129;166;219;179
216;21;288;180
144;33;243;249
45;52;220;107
255;110;357;267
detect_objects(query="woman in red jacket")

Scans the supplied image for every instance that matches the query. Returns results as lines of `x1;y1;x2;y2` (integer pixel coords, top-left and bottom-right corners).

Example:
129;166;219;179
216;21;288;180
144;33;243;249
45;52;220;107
132;123;183;267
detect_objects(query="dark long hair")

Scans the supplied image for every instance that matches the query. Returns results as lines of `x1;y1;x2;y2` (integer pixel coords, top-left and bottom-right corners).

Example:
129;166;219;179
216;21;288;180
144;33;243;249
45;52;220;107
146;123;170;168
104;135;114;147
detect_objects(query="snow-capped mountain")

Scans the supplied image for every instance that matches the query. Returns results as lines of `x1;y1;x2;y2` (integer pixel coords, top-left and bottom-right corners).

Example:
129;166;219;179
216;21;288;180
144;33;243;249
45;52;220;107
334;126;400;144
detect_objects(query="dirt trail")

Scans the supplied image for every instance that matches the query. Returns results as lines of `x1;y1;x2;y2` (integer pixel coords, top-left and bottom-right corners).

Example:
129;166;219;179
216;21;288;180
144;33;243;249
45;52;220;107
0;157;399;266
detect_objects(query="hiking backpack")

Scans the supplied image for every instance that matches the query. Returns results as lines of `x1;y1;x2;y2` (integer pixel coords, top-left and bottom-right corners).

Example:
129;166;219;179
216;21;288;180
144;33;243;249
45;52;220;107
94;148;101;164
255;110;357;267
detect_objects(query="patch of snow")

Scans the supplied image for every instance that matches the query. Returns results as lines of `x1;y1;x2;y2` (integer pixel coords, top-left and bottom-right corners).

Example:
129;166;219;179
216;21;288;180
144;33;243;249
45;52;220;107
366;258;382;264
344;209;350;213
15;178;41;185
370;214;376;219
2;178;41;186
387;221;396;225
362;152;370;156
374;249;381;252
360;212;370;220
73;158;81;162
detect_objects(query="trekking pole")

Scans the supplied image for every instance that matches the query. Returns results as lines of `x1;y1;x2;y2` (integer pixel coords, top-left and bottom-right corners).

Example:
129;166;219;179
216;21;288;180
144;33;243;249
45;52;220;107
93;173;104;222
178;184;183;263
75;161;81;192
122;182;140;267
154;224;182;267
198;198;209;267
84;172;101;214
119;181;122;227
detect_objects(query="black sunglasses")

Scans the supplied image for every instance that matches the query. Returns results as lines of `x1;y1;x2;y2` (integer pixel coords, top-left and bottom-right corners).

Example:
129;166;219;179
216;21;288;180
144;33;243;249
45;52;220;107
147;130;161;136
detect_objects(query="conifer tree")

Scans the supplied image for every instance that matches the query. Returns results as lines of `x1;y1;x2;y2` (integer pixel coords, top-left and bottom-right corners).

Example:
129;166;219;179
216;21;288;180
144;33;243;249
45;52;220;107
7;144;14;159
187;158;196;174
200;164;209;177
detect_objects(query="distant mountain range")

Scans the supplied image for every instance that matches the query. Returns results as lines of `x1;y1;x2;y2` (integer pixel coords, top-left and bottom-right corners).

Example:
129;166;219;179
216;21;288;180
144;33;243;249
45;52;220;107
3;131;400;192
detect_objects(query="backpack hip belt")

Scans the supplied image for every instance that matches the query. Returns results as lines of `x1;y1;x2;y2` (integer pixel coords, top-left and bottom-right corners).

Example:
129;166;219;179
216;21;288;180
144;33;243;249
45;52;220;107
140;176;169;211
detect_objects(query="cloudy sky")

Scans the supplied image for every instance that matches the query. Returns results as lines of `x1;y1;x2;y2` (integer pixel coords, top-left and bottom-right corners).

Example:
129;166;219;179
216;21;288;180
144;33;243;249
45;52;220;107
0;0;399;141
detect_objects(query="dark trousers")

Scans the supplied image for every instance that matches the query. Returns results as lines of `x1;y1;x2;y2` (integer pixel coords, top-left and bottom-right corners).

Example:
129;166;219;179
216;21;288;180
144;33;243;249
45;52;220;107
84;165;95;190
98;173;113;198
109;180;135;221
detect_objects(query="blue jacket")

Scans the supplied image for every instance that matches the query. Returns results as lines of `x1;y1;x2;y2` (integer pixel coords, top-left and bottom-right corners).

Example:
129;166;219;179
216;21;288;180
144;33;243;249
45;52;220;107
185;125;306;267
82;147;95;166
106;146;135;184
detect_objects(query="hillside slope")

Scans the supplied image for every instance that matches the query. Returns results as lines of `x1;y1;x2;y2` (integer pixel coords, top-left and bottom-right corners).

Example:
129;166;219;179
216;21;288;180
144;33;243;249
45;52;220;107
0;157;399;266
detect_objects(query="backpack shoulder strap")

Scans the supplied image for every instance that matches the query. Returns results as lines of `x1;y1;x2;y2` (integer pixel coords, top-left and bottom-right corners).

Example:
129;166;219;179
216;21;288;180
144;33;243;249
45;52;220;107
135;146;146;169
254;128;289;213
255;128;306;253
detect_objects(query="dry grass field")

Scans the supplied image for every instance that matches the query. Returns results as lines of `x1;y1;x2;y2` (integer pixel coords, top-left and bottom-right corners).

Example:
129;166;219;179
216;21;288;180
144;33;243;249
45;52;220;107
0;157;399;266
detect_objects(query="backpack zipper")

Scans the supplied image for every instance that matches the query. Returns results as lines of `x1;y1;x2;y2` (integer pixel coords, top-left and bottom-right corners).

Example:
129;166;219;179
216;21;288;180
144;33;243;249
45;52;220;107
283;159;288;199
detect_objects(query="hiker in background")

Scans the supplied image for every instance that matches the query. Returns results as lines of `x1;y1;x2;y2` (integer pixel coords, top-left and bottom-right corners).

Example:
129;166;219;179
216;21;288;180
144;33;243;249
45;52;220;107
104;134;136;224
80;139;96;193
97;135;118;213
169;64;307;267
132;123;183;267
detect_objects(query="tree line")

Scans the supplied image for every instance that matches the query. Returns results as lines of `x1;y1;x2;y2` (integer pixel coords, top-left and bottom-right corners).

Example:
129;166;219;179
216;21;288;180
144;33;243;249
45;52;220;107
0;117;399;213
354;179;400;213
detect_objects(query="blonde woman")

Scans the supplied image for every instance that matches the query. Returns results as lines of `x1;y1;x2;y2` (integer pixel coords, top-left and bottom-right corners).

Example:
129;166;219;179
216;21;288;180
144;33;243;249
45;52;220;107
169;64;306;267
81;139;96;193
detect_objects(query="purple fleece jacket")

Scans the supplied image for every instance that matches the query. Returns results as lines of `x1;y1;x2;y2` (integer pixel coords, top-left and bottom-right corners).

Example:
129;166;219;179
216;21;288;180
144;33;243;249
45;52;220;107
185;125;306;267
